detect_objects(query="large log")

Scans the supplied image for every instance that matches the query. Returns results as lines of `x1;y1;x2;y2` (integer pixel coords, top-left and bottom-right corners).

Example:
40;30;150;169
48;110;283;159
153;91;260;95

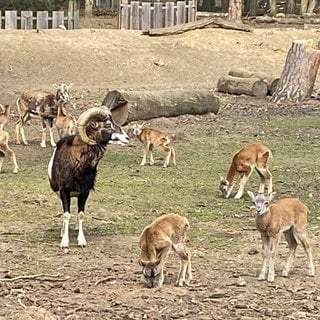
142;17;253;36
227;69;280;95
101;89;220;125
217;75;268;98
271;39;320;103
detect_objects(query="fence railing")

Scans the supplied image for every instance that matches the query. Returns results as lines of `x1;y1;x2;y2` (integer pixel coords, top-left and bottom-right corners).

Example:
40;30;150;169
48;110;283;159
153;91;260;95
0;10;80;30
119;0;197;30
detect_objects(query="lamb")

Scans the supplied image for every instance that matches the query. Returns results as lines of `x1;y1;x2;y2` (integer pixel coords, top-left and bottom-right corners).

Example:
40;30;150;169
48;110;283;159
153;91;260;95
0;129;19;174
138;213;192;287
132;123;176;168
0;104;11;130
55;103;77;139
219;143;272;199
48;106;129;248
247;191;315;282
15;83;73;148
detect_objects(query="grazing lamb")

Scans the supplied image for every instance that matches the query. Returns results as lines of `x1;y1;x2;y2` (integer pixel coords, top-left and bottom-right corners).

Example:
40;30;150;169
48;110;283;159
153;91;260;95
219;143;272;199
0;104;10;130
15;83;72;148
132;123;176;168
0;129;18;174
55;103;77;139
248;191;315;282
48;106;129;248
138;213;192;287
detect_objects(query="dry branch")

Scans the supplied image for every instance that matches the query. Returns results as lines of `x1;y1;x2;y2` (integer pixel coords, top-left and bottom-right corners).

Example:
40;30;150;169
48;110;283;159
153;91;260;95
142;17;253;36
0;273;68;282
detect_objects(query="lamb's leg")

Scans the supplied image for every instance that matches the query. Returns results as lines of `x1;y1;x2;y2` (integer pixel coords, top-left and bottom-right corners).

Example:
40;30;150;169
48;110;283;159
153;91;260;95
0;151;4;173
267;234;281;282
140;143;148;166
1;144;18;174
294;229;315;276
161;144;172;168
235;170;252;199
282;231;297;277
48;120;56;147
40;127;47;148
174;243;192;286
258;234;269;280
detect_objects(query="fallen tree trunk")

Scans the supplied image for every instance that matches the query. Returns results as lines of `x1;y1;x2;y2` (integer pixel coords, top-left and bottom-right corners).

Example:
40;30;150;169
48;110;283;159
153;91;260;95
227;69;280;95
217;75;268;98
142;17;253;36
102;89;220;125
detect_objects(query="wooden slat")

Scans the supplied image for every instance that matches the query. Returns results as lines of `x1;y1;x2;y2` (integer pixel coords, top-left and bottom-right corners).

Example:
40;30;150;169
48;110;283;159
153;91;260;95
187;0;195;22
37;11;49;29
165;2;175;27
21;11;33;29
130;1;140;30
177;1;186;25
154;3;163;28
52;11;64;28
73;9;80;29
5;10;17;29
141;2;151;31
121;0;129;29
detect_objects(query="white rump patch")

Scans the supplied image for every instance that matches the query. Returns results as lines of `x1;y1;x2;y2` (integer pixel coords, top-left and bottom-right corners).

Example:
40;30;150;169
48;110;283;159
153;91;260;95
48;147;57;180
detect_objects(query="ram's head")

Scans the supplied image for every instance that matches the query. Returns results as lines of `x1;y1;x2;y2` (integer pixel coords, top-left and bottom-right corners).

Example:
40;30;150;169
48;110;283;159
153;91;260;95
77;106;129;146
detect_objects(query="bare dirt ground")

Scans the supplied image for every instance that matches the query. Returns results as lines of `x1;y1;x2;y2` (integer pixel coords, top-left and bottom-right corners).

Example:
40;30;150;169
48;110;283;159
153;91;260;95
1;18;320;320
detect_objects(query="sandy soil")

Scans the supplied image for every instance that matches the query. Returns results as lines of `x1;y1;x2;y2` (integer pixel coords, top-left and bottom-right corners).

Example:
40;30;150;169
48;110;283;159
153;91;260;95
1;19;320;320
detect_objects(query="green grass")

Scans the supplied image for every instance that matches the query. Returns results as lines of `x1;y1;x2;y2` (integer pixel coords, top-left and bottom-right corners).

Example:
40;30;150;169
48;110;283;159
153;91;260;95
1;112;320;248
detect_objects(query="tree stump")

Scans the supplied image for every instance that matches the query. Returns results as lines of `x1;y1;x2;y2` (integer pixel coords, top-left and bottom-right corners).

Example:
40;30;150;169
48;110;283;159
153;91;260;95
217;75;268;98
271;39;320;103
101;89;220;125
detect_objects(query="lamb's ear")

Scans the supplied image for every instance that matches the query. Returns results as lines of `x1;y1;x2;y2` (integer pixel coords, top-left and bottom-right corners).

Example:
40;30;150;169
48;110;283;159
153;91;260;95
268;192;276;202
52;83;59;90
155;258;161;266
139;260;146;267
247;191;255;200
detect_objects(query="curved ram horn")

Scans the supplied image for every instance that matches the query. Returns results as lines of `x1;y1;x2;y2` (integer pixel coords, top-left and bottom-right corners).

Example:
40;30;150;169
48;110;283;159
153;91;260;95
77;106;112;145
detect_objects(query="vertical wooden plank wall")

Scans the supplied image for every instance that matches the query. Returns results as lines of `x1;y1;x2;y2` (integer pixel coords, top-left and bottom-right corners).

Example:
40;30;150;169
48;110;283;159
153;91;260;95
141;2;151;31
120;1;197;30
165;2;175;27
130;1;140;29
21;11;33;29
5;10;17;29
37;11;49;29
52;11;65;28
154;3;164;28
176;1;186;25
0;10;79;30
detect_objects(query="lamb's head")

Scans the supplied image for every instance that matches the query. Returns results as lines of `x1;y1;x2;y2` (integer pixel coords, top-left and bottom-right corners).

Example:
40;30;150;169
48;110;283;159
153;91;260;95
247;191;276;216
53;83;73;103
77;106;129;146
132;123;143;136
219;177;230;198
139;259;161;288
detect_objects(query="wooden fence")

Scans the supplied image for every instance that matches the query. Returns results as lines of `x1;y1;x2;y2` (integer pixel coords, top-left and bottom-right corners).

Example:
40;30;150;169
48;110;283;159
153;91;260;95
119;0;197;30
0;10;80;30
